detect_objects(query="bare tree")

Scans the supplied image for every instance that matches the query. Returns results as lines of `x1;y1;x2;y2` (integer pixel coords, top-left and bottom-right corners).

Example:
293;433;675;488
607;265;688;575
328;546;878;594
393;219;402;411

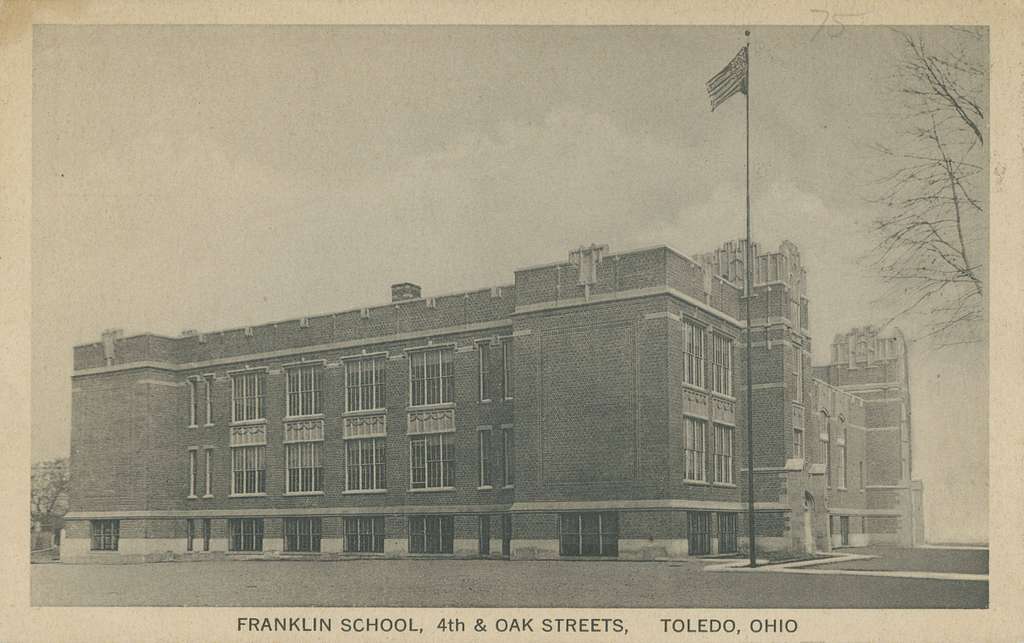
31;458;70;529
868;27;986;346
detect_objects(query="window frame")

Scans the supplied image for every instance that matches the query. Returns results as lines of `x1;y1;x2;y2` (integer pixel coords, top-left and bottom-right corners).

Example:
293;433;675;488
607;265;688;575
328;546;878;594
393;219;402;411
228;518;264;552
478;341;491;402
710;333;733;396
344;354;387;413
284;517;322;553
284;440;323;494
408;347;455;408
188;378;199;427
683;416;707;483
345;516;385;553
501;339;513;400
188;448;198;498
90;519;119;551
502;425;515;488
230;444;266;496
712;423;735;485
408;515;454;554
204;376;214;426
409;432;455;490
478;427;493;488
559;512;618;557
792;403;805;459
230;370;266;423
345;437;387;492
682;319;706;388
285;363;324;419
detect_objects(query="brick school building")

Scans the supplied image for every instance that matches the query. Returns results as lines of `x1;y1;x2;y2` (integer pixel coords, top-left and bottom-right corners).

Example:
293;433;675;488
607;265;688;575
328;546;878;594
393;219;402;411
62;241;922;562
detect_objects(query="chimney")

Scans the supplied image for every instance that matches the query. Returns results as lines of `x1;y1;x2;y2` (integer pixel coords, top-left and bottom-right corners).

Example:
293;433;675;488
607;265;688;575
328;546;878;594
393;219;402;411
391;282;422;302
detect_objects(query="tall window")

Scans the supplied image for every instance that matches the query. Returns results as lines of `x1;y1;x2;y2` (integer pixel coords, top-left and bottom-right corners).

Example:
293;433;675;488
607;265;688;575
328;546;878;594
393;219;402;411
202;518;211;551
345;356;386;412
286;365;323;417
683;416;707;482
682;320;706;387
345;516;385;553
228;518;263;551
710;334;733;396
231;371;266;422
90;520;119;551
501;340;513;399
409;515;454;554
712;424;734;484
502;427;515;487
204;377;213;425
838;427;847;489
410;348;454;406
559;512;618;557
188;379;199;427
410;433;454;489
346;438;386;491
821;413;831;487
478;428;493;487
285;440;323;493
231;445;266;495
478;342;491;401
794;347;804;402
792;404;805;459
187;519;196;552
204;448;212;497
188;449;198;497
284;517;321;552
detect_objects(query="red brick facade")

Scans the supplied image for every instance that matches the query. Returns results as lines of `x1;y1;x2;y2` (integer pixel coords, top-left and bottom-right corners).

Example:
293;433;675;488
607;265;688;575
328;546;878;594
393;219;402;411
62;241;921;562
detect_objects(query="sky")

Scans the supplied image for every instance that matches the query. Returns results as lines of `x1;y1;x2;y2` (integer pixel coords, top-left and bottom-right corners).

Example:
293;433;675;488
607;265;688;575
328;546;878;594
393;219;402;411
31;25;988;543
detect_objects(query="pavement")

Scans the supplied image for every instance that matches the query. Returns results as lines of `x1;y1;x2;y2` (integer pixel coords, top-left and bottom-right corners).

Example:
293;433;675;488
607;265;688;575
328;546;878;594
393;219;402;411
31;546;987;608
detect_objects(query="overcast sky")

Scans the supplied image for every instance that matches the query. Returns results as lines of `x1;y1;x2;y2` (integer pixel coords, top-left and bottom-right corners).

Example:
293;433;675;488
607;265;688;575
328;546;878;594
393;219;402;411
32;25;987;543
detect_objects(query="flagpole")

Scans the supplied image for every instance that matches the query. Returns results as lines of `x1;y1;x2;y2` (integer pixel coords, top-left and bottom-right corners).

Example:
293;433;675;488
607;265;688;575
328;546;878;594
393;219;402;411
744;31;757;569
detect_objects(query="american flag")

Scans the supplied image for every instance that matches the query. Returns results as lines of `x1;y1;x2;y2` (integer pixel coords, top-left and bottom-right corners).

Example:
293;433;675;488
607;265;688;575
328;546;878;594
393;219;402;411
706;47;748;111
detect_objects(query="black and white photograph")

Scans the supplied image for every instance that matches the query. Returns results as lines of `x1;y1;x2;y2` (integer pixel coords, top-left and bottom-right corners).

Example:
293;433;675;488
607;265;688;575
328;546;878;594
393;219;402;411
6;3;1022;640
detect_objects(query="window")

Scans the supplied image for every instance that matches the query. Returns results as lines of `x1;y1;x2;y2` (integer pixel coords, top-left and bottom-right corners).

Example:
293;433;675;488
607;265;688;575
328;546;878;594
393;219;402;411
345;356;386;412
684;416;707;482
682;320;706;387
204;377;213;425
410;433;454;489
687;511;711;555
203;449;212;497
712;424;734;484
285;440;323;493
410;348;454;406
229;518;263;552
501;340;513;399
286;364;323;417
838;427;847;489
187;519;196;552
794;347;804;402
559;512;618;557
90;520;119;551
479;515;490;555
502;427;515;487
478;342;491;401
188;379;199;427
188;449;198;497
792;404;805;459
478;428;493;487
345;438;386;491
345;516;385;553
284;517;321;552
718;513;738;554
202;518;211;551
821;413;831;487
231;371;266;422
710;334;733;396
409;515;454;554
231;445;266;495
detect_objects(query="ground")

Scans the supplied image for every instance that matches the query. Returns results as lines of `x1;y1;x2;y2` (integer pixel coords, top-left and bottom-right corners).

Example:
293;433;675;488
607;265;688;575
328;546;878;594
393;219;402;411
31;547;987;608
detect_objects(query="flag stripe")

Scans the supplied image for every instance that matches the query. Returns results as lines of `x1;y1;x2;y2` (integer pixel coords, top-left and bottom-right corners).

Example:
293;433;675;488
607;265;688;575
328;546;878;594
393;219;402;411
706;46;748;111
